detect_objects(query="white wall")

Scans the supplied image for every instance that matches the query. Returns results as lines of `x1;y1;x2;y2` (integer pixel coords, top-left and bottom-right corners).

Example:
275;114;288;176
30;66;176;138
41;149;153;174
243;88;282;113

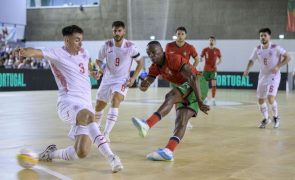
0;0;26;39
26;39;295;72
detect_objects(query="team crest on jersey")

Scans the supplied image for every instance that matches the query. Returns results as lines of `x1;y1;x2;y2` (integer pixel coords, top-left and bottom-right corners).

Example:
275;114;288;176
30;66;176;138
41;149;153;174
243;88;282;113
165;68;173;76
183;51;187;56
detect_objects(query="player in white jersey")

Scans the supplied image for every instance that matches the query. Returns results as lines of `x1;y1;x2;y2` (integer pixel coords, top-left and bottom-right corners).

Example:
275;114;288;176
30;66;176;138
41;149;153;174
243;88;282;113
15;25;123;173
244;28;290;129
94;21;144;142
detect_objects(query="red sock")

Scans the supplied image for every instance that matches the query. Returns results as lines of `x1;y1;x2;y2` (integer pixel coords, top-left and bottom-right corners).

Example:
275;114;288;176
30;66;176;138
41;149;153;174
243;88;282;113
212;86;216;98
146;112;161;128
165;136;180;152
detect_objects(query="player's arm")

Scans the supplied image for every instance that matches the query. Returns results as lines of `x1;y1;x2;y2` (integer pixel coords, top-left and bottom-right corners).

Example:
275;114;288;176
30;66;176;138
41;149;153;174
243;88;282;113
89;59;101;80
180;64;210;114
139;75;155;92
243;60;254;76
272;52;291;74
217;57;222;65
126;57;144;87
192;56;200;67
15;48;44;59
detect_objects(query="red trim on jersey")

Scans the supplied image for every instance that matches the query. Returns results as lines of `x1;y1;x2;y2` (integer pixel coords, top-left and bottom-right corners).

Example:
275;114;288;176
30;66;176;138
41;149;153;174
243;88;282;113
51;63;68;92
106;40;113;47
124;40;134;48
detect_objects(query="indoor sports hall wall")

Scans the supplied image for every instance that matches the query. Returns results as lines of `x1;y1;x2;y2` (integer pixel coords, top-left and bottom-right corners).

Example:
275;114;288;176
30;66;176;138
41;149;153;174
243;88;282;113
25;39;295;72
25;0;295;41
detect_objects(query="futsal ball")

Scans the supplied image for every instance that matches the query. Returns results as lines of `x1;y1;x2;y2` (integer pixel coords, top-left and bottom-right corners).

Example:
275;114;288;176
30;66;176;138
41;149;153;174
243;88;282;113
17;148;38;169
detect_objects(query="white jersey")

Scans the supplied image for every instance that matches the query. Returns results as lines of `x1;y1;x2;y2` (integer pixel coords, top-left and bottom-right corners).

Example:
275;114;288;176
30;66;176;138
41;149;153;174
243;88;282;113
249;43;286;83
42;47;91;104
98;39;141;82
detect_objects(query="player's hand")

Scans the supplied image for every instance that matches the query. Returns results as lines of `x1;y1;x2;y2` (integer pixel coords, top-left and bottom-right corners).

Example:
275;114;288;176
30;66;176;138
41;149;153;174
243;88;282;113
271;65;280;74
139;79;150;91
243;70;249;76
91;70;102;80
126;77;136;87
14;48;24;59
198;101;210;115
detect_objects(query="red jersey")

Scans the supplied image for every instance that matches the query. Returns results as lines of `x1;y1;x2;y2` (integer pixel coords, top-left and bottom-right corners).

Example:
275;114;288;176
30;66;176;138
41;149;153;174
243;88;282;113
148;53;200;85
201;47;221;71
165;42;198;63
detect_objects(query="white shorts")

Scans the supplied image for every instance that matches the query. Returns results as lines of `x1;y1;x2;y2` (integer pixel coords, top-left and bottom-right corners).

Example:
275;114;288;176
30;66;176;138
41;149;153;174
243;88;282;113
257;75;281;99
96;80;129;102
57;99;94;140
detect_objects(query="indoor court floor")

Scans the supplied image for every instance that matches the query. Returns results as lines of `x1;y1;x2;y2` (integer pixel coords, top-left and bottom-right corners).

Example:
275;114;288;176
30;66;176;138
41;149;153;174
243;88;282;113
0;88;295;180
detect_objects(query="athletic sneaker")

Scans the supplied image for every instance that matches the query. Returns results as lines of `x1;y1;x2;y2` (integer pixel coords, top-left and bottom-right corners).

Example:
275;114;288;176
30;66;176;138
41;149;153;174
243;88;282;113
273;116;280;128
186;121;193;129
204;98;209;105
39;144;57;161
109;154;123;173
258;118;271;128
131;117;150;137
146;148;174;161
212;99;216;106
104;132;111;143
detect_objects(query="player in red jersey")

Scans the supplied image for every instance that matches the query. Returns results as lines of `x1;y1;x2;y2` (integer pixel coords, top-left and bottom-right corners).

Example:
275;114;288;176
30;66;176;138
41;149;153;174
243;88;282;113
166;26;200;128
201;36;222;106
131;41;209;161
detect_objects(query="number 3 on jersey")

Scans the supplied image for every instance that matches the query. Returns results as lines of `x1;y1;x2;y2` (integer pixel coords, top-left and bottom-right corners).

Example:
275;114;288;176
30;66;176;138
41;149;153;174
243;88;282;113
79;63;85;74
115;58;120;66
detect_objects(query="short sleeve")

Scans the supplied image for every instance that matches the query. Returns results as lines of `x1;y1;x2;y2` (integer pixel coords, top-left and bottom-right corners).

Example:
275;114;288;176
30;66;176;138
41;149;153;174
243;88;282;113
201;48;206;57
217;48;221;58
249;48;258;61
148;64;160;78
190;45;198;58
98;43;107;61
131;46;142;61
276;46;286;56
41;48;59;63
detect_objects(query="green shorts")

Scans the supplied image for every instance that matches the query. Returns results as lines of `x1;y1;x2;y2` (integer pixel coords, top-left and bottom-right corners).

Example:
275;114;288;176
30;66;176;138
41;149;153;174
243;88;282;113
203;71;217;81
175;76;208;114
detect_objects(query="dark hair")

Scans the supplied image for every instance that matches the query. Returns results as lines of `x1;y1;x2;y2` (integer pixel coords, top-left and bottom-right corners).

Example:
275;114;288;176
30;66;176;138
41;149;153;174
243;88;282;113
62;25;83;36
259;28;271;35
176;26;187;33
147;41;162;47
209;35;215;40
112;21;125;28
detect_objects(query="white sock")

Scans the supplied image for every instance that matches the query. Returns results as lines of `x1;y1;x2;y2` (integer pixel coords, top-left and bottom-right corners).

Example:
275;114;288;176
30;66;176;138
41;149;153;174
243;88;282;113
271;100;278;117
52;146;79;161
104;108;119;135
95;111;104;127
259;103;269;119
87;122;114;158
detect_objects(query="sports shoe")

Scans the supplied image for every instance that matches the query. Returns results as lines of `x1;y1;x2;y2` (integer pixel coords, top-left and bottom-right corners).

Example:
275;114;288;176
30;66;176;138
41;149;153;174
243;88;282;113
131;117;150;137
109;154;123;173
212;99;216;106
146;148;174;161
104;132;111;143
186;121;193;129
39;144;57;161
203;98;209;105
258;118;271;128
273;116;280;128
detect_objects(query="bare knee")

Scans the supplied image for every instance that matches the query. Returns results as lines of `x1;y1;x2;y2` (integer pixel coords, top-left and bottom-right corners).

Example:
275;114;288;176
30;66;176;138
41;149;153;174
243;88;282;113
76;109;95;126
95;101;107;112
258;98;265;105
267;96;275;104
164;91;177;104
